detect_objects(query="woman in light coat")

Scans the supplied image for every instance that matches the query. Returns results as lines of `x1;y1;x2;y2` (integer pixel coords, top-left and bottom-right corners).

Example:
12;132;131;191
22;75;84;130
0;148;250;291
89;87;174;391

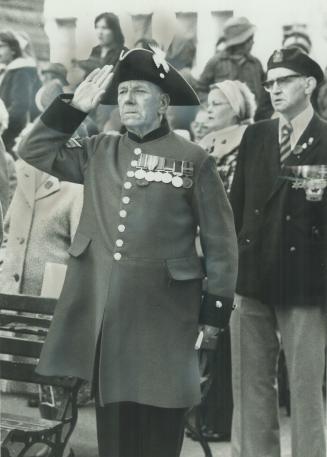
0;159;83;296
198;80;256;441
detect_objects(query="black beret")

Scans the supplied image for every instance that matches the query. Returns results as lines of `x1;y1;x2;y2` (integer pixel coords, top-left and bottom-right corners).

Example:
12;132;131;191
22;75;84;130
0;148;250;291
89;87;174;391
267;48;324;84
101;47;200;106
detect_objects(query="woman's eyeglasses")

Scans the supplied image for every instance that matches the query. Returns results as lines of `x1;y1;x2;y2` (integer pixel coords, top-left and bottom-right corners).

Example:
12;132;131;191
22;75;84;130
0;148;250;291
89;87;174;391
263;74;303;92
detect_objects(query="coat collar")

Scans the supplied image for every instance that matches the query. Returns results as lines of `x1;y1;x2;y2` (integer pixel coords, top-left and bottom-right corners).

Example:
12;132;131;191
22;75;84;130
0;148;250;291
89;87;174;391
18;161;60;205
18;161;35;208
200;124;247;159
35;174;60;201
127;118;170;143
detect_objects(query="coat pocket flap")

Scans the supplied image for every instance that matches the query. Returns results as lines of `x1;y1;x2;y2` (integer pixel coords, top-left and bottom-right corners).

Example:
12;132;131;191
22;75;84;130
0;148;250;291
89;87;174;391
68;233;91;257
166;256;205;280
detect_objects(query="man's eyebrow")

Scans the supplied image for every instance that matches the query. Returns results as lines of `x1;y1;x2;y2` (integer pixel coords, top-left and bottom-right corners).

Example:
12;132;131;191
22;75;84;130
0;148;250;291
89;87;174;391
119;83;149;90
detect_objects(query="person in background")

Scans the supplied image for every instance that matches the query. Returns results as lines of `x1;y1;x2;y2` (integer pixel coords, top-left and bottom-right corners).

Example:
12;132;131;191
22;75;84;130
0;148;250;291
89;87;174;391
0;161;83;297
0;80;84;426
68;58;102;135
166;34;196;71
0;30;40;155
134;37;159;51
200;80;256;193
0;136;9;243
40;62;69;87
282;24;312;55
35;64;69;122
190;109;210;143
89;12;128;68
0;99;16;205
230;47;327;457
193;80;256;442
197;17;265;109
14;30;41;122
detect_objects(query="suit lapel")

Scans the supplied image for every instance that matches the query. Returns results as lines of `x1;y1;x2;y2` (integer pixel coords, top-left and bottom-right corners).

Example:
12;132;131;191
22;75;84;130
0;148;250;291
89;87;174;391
265;113;322;204
263;119;284;203
284;114;322;167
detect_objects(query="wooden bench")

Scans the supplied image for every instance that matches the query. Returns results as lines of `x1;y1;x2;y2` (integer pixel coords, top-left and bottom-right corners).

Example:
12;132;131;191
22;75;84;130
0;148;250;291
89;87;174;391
0;293;80;457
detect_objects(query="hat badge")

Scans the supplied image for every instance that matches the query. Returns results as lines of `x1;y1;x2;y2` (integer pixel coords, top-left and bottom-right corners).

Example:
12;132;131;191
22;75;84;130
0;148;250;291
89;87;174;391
272;49;284;63
149;45;170;78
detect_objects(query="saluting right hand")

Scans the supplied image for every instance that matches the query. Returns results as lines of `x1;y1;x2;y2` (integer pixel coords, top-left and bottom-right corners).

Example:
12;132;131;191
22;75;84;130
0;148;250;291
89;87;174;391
71;65;114;113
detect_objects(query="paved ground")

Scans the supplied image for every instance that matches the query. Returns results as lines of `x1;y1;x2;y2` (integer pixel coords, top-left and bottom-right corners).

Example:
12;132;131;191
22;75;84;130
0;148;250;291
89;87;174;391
1;393;296;457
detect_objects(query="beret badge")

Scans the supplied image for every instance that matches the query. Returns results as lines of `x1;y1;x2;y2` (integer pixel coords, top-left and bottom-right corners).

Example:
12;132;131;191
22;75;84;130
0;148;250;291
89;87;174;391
272;49;284;63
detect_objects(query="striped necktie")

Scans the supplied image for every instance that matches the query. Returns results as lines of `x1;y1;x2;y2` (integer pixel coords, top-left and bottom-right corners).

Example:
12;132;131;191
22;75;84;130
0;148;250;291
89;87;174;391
280;123;293;165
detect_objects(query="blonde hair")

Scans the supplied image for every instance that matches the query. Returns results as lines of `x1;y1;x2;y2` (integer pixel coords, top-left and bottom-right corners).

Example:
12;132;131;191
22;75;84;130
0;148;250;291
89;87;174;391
210;80;256;123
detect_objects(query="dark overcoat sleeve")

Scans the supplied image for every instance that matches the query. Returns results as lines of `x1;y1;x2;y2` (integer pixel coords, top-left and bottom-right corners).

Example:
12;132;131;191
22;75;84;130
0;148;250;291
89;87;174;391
193;155;238;328
18;96;96;184
230;127;248;235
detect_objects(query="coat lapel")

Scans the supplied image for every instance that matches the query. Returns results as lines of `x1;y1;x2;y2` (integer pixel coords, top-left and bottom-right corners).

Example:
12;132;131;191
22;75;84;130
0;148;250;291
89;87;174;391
35;175;60;201
262;119;283;203
18;162;36;208
284;114;322;167
265;114;322;204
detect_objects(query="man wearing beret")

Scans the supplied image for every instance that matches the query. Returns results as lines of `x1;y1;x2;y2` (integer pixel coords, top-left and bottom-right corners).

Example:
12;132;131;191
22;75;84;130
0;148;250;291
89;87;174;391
18;47;238;457
230;47;327;457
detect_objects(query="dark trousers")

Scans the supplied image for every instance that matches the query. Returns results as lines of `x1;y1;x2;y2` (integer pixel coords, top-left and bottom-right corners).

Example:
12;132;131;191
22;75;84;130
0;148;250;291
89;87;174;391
95;401;186;457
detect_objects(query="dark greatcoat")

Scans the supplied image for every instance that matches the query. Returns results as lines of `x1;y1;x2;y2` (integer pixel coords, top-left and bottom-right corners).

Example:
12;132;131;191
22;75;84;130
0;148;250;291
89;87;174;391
19;97;238;408
230;113;327;308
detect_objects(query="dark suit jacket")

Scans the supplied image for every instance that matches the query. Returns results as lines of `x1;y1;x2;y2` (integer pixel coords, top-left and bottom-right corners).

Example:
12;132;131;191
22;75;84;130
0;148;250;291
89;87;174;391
18;96;238;408
230;112;327;308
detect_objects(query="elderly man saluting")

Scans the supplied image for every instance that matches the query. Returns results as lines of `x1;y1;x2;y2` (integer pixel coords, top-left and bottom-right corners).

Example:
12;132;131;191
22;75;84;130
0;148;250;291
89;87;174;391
19;47;238;457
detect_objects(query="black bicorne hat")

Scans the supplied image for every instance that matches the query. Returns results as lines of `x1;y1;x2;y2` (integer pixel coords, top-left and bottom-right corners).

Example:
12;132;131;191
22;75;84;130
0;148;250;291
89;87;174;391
267;48;324;84
101;47;200;106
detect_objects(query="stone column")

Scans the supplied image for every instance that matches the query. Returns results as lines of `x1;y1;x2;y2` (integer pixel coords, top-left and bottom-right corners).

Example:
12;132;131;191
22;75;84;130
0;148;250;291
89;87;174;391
47;17;77;67
193;9;232;77
130;14;153;44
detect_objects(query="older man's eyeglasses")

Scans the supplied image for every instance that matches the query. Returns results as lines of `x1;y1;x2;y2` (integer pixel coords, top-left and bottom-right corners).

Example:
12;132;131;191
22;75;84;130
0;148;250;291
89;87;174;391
263;74;303;92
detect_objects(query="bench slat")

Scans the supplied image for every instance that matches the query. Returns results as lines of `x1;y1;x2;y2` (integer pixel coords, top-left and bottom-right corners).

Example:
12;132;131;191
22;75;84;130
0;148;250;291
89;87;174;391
0;361;77;388
0;326;48;337
0;294;56;315
0;314;51;328
1;412;61;431
0;336;43;358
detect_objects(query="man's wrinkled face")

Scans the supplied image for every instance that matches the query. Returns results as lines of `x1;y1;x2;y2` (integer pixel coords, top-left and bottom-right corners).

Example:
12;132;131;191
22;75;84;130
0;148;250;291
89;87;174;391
266;67;308;116
118;80;167;131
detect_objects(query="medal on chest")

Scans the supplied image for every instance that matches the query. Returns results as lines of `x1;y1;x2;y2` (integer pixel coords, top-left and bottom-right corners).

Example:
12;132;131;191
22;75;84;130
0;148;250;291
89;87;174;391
133;153;194;189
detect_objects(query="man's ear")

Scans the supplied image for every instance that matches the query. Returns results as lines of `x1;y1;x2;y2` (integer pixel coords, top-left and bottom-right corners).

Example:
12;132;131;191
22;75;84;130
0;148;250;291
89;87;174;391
158;93;170;114
304;76;317;96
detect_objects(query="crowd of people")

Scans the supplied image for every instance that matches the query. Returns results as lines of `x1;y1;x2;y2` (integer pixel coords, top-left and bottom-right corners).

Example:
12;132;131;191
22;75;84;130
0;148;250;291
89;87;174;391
0;10;326;457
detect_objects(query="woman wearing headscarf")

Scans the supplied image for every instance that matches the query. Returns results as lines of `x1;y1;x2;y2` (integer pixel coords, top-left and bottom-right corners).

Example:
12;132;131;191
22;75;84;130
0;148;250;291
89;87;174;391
200;79;256;193
197;80;256;442
0;30;40;154
89;12;128;68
